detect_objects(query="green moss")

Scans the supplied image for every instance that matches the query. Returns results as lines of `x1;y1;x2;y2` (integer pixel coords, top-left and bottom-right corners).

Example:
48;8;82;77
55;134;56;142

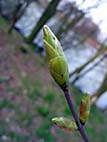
6;87;23;96
36;121;55;142
17;113;33;126
0;98;19;110
37;106;50;117
28;86;41;102
44;90;55;103
7;131;29;142
20;73;42;102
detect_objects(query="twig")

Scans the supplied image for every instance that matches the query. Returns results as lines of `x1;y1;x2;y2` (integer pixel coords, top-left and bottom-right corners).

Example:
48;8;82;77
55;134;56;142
62;87;89;142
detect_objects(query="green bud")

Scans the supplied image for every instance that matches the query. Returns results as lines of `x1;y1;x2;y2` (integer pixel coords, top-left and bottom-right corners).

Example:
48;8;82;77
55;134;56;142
43;25;69;88
79;93;90;125
52;117;77;131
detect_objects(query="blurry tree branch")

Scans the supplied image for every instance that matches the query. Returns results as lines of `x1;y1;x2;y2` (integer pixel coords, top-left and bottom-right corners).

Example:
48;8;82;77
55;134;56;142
87;1;104;11
56;10;84;39
26;0;61;43
71;55;106;84
69;45;107;78
8;0;31;33
90;73;107;105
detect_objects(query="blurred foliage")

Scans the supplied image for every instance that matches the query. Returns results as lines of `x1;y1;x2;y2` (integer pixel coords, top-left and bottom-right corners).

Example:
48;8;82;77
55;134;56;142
36;120;56;142
43;90;55;104
37;106;50;117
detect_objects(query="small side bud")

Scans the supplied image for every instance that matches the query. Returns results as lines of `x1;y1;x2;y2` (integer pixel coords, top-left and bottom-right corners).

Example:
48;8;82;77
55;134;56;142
79;93;90;125
52;117;77;131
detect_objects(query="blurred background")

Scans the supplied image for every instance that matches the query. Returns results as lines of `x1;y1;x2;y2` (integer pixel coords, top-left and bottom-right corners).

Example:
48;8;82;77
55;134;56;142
0;0;107;142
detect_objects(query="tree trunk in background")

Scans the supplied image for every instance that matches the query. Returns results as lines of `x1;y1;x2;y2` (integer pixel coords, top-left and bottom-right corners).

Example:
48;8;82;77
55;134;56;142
69;46;107;77
26;0;61;44
90;73;107;105
56;12;84;39
55;4;77;38
8;1;30;33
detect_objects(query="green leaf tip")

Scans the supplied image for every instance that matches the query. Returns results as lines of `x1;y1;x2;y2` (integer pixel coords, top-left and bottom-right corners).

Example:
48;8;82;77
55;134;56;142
43;25;69;88
52;117;77;131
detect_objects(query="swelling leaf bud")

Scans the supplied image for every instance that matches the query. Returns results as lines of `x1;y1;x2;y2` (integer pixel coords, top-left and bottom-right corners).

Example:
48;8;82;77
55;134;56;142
43;25;69;88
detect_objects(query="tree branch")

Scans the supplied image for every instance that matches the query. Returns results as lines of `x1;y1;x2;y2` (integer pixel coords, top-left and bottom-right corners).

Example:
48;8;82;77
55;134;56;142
62;88;89;142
